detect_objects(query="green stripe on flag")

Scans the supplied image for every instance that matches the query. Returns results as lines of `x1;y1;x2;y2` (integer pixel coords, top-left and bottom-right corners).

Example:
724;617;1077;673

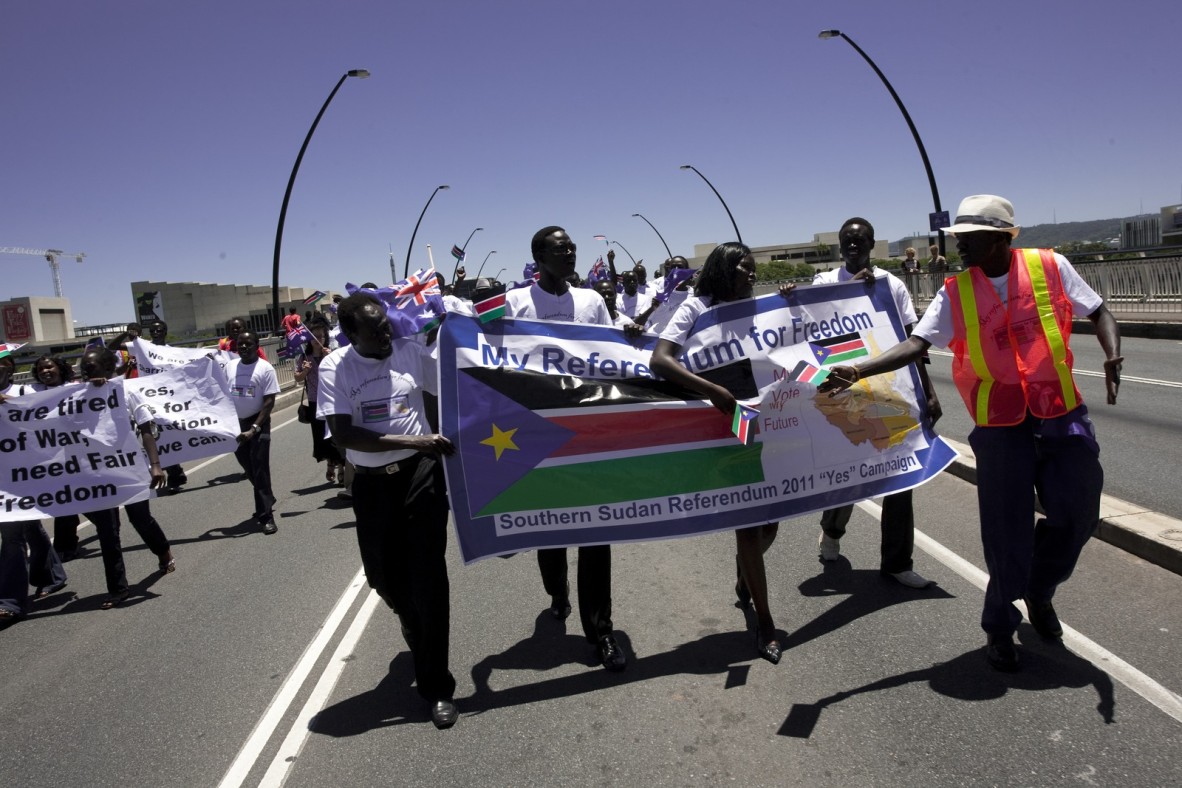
476;443;765;517
824;347;869;365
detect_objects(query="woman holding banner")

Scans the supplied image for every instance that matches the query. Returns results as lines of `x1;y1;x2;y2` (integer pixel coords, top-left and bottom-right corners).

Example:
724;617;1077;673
28;356;88;560
78;347;176;609
650;242;783;665
293;320;344;484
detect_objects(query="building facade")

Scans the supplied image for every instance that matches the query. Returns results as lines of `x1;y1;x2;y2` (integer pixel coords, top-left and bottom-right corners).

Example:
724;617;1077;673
0;296;75;344
129;281;337;336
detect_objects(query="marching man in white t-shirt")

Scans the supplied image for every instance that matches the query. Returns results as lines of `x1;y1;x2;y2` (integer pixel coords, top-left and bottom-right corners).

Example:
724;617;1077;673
225;330;280;534
503;226;628;672
316;292;460;729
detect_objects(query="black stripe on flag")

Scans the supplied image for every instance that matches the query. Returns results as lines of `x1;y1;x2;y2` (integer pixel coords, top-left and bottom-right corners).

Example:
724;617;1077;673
813;331;860;348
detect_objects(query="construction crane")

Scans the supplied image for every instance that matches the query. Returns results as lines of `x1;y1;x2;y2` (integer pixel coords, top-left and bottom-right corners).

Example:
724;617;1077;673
0;247;86;298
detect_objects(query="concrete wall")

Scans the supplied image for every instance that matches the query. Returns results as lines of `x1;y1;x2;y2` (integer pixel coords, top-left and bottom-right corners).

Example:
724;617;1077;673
0;296;75;343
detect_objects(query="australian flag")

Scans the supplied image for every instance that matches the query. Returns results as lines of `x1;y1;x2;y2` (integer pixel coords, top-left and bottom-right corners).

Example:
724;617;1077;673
345;267;445;339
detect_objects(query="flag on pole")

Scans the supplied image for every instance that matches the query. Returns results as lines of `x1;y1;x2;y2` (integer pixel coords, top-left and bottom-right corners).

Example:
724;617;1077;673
587;256;608;285
593;235;607;246
731;403;759;445
0;342;25;360
451;245;465;261
474;292;507;323
302;290;327;306
285;323;315;357
653;267;696;304
785;359;830;385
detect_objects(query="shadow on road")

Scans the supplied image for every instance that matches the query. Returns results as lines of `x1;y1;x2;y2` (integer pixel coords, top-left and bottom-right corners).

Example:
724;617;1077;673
784;559;956;651
778;633;1116;738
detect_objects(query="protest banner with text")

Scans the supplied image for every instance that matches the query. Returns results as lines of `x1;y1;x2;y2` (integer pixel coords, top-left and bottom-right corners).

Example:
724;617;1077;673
439;278;957;563
123;355;240;467
1;380;151;521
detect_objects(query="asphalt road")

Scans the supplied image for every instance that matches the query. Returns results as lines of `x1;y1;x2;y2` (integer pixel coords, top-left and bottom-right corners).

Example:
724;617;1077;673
3;394;1181;787
923;334;1182;519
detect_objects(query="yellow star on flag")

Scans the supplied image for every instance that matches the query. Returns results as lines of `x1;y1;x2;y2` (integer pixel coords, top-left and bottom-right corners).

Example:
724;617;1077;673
480;423;520;461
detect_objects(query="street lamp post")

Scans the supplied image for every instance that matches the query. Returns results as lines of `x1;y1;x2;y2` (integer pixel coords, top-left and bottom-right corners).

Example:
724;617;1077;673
474;250;496;281
405;185;450;279
452;226;483;283
492;268;506;282
611;240;637;266
819;29;945;256
631;213;673;260
679;165;742;244
272;69;369;328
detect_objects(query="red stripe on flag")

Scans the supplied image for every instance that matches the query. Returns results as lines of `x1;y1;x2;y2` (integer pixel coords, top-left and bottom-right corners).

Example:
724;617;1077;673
825;339;864;355
547;406;732;457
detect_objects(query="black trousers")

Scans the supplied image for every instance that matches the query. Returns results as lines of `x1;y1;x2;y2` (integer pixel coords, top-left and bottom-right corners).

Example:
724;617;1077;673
537;545;613;643
351;455;455;702
234;415;275;521
820;490;915;574
84;500;171;595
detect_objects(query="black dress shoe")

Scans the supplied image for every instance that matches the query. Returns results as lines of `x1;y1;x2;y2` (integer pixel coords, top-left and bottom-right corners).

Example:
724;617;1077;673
597;634;627;672
985;634;1020;672
1025;597;1063;640
261;519;278;535
430;699;458;729
755;632;782;665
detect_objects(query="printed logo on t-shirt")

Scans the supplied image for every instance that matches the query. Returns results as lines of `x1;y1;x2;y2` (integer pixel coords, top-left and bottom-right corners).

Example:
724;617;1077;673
361;396;410;423
230;384;256;398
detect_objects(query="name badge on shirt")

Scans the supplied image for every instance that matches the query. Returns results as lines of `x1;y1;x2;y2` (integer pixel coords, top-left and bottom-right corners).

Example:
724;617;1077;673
361;395;410;423
230;384;256;398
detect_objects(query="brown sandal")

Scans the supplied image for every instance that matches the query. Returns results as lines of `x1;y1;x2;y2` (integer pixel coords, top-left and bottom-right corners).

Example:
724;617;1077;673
100;590;130;610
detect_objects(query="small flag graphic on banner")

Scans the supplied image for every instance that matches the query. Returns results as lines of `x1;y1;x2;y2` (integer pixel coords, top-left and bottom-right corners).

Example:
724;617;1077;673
451;245;465;261
732;403;758;445
809;332;868;366
786;359;830;385
474;293;507;323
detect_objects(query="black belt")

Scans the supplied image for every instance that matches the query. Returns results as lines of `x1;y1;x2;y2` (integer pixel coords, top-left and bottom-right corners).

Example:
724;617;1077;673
353;455;420;476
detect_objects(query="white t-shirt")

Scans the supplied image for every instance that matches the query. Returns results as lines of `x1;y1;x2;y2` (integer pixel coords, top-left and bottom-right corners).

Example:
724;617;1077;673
659;296;714;346
316;341;437;467
224;357;280;419
646;289;691;336
504;284;612;326
611;312;633;328
812;266;917;327
443;294;473;316
914;253;1102;349
617;290;654;320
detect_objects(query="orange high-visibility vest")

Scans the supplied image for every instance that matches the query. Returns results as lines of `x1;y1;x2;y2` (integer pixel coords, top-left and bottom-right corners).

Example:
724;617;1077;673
946;248;1082;426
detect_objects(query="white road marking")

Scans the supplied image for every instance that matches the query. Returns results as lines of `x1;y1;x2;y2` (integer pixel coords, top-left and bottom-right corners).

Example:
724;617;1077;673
927;350;1180;388
258;590;383;787
216;567;369;788
857;500;1182;724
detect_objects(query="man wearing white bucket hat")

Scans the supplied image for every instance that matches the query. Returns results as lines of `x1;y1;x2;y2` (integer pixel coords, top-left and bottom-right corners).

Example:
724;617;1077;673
819;194;1123;672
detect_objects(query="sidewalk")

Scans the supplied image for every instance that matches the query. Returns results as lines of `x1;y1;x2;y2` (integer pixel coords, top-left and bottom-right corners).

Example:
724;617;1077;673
941;437;1182;577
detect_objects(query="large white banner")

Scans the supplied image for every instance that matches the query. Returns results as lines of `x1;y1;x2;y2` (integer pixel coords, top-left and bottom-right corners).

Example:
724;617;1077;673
123;355;240;467
0;380;151;521
130;338;235;376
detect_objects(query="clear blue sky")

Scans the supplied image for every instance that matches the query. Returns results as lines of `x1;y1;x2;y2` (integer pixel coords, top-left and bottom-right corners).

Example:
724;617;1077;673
3;0;1179;325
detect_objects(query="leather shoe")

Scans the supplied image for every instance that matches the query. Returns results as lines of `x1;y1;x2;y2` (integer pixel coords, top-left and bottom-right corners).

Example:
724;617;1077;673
1024;597;1063;640
597;634;627;672
549;583;571;620
755;632;782;665
429;699;458;729
260;519;278;535
985;634;1020;672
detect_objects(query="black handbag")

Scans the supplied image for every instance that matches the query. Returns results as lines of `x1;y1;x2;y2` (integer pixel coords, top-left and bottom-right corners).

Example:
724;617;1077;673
297;386;312;423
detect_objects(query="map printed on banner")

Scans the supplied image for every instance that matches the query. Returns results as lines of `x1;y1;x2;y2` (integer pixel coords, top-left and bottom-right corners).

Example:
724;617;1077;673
438;277;958;563
0;380;151;522
123;355;240;467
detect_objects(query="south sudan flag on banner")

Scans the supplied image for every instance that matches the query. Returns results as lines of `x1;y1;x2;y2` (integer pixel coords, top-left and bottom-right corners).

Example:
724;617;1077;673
809;332;868;366
455;363;762;518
